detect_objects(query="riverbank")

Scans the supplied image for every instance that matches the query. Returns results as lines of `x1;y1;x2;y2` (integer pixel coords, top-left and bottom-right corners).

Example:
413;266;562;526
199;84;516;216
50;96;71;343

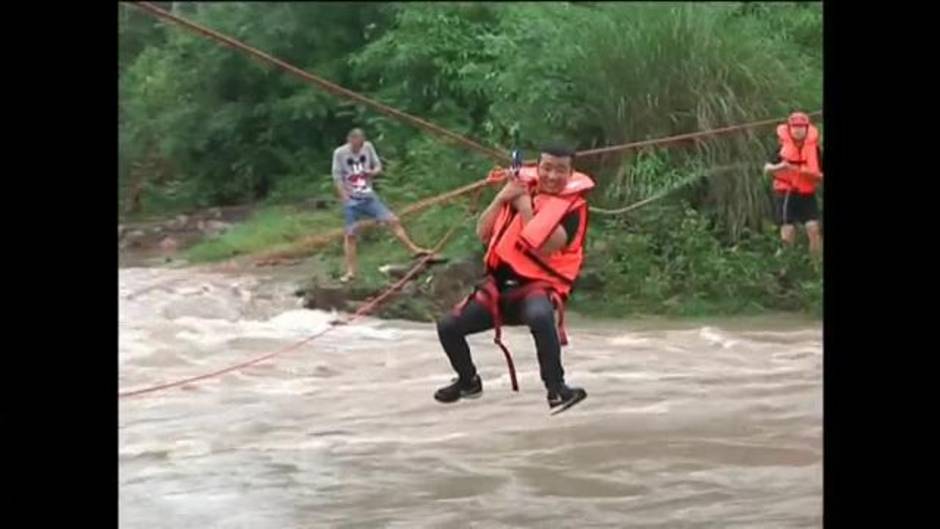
119;201;822;321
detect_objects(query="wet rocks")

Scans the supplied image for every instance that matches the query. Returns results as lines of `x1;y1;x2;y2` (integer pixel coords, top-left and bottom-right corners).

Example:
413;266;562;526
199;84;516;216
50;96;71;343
293;255;487;323
125;229;148;248
301;284;350;311
159;236;180;254
427;257;482;310
197;220;233;239
168;214;190;231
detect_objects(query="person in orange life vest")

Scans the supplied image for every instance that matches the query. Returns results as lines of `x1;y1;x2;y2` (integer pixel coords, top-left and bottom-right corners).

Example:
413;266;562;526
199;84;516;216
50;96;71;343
332;128;434;283
434;144;590;413
763;112;823;257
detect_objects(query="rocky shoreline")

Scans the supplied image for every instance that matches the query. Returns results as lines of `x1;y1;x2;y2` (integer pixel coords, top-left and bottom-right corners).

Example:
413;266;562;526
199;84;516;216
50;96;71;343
293;256;485;322
118;203;606;323
118;205;257;267
118;206;489;322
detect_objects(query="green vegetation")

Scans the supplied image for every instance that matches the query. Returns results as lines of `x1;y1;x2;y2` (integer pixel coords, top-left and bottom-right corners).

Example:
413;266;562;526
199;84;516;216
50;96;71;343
121;2;823;317
183;207;339;262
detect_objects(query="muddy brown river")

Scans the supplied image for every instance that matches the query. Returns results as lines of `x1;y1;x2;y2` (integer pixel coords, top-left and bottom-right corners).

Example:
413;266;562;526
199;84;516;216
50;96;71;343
119;266;822;528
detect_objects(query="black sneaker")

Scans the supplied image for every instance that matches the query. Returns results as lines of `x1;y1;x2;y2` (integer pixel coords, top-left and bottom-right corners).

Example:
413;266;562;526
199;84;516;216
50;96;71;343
434;375;483;403
547;384;587;415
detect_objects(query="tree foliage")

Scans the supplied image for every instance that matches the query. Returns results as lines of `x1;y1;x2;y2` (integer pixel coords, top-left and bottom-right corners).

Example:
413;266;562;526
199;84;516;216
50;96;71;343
120;2;820;219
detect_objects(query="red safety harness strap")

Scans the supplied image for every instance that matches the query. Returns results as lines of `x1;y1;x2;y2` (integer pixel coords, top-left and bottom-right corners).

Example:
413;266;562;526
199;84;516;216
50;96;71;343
452;276;569;391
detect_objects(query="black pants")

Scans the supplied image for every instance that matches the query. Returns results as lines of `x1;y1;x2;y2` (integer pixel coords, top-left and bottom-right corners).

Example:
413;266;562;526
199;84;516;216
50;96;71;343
436;292;565;391
774;190;820;226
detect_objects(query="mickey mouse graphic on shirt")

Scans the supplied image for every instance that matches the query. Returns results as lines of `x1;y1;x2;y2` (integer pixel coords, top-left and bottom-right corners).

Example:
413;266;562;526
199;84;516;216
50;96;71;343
346;154;372;194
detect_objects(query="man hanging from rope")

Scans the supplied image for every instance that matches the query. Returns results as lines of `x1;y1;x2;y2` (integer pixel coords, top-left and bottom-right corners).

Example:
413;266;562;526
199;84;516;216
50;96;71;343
764;112;824;257
332;128;435;283
434;144;592;414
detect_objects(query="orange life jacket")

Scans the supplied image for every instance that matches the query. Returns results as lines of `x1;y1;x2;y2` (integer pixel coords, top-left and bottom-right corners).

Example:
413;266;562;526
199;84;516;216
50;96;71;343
453;166;594;392
774;123;823;195
484;166;594;298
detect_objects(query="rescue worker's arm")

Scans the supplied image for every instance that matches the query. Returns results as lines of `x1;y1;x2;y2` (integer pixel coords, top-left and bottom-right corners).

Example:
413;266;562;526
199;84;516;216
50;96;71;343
476;181;527;242
538;226;569;256
763;148;791;174
511;194;573;257
476;200;502;242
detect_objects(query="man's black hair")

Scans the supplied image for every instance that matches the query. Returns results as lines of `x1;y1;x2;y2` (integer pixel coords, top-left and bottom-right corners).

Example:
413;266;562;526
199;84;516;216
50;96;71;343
538;143;576;162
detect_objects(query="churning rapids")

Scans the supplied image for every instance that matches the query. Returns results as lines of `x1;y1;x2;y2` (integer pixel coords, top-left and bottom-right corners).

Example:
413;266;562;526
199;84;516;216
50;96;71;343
119;265;822;528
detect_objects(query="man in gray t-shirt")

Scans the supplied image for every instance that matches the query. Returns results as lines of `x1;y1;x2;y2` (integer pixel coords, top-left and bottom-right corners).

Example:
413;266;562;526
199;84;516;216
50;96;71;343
332;134;380;199
332;128;432;283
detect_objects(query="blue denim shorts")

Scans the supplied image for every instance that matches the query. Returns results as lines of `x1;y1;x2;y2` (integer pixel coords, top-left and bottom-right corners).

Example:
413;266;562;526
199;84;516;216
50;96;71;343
343;195;396;235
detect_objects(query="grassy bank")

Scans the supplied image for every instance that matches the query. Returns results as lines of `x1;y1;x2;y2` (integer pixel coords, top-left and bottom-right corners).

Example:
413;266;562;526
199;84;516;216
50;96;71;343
184;195;484;277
